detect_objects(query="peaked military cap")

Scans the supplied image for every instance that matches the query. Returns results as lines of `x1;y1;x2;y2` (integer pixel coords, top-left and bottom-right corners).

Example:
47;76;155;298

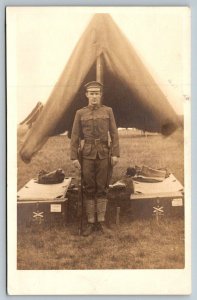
84;81;103;91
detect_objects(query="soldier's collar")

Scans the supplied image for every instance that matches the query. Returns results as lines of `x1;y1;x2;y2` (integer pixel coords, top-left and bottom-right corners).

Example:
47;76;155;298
88;104;101;111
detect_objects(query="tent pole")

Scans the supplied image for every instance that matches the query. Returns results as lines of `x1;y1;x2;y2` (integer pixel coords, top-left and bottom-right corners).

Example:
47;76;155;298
96;54;103;84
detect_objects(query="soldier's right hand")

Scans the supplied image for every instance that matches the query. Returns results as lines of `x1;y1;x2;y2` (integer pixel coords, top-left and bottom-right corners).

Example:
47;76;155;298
72;159;81;170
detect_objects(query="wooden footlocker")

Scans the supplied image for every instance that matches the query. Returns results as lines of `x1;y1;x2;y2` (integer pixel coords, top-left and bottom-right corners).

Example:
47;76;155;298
130;174;184;219
17;177;72;226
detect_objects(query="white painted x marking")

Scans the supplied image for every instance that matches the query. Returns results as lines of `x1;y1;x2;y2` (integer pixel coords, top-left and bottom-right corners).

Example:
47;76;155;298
153;206;164;213
33;211;44;218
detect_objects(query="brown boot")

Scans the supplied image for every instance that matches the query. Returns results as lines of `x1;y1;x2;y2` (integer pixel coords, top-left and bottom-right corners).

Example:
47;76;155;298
82;223;95;237
96;222;112;234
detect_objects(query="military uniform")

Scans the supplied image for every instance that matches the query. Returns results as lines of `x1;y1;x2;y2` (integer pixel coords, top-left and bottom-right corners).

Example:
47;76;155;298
70;103;120;227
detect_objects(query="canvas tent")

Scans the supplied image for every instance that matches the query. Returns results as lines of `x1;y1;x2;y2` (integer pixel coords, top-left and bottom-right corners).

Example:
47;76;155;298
20;14;179;163
19;101;43;127
18;102;43;141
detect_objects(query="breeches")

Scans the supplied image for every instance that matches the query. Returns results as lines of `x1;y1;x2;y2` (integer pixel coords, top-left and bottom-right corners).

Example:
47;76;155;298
82;157;109;199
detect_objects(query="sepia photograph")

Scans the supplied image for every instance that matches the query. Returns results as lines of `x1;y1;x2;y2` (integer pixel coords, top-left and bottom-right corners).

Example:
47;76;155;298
7;6;191;295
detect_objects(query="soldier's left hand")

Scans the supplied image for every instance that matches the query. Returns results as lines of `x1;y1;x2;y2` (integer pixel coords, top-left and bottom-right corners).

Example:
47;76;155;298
111;156;119;166
72;159;81;170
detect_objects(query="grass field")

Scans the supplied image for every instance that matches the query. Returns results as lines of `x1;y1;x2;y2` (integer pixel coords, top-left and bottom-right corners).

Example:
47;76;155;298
17;129;184;269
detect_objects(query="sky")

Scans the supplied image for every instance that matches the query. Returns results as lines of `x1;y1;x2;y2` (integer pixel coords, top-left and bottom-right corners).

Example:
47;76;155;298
6;7;190;122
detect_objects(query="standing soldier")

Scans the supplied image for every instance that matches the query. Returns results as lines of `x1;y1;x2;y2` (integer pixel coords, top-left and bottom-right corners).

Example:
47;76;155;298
70;81;120;236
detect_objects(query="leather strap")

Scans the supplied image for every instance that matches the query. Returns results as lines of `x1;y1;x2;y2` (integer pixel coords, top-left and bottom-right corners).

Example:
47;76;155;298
84;138;108;145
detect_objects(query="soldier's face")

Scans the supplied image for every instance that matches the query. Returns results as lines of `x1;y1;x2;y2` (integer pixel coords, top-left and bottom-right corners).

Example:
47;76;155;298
86;88;102;106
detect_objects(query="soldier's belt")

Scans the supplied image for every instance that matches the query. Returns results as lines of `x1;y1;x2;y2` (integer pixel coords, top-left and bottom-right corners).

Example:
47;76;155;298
84;138;108;146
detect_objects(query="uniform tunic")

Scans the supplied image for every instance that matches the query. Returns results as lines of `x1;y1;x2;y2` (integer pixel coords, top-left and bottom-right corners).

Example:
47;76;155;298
70;104;120;199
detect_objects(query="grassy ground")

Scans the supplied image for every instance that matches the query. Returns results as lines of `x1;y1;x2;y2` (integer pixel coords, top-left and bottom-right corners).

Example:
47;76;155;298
18;219;184;270
17;129;184;269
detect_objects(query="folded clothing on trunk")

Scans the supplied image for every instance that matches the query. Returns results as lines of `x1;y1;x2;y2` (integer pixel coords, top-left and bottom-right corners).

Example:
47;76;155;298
126;165;169;183
135;166;168;182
